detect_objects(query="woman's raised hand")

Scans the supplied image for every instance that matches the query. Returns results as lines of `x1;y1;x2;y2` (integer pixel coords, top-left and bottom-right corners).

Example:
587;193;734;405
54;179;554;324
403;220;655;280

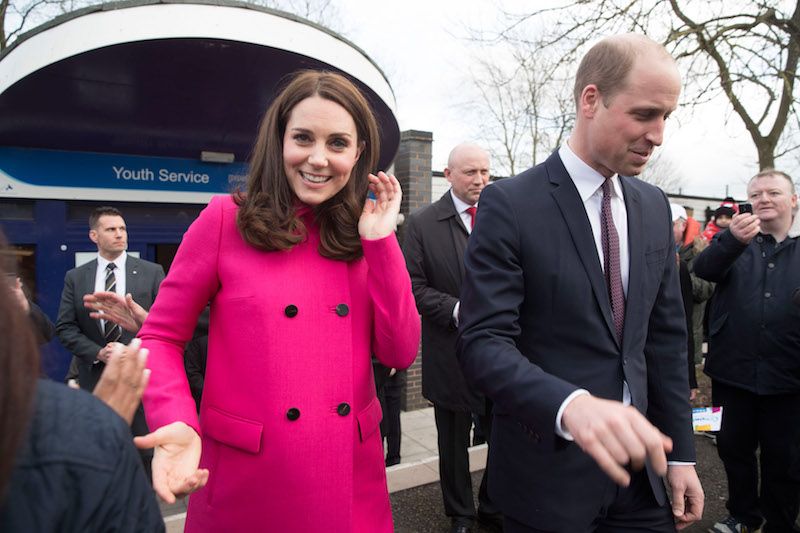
358;172;402;240
84;291;148;333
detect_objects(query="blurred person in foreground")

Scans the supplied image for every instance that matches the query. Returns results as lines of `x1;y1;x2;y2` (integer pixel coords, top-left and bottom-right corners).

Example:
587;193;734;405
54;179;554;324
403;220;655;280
134;70;420;532
457;34;703;532
0;260;163;532
694;169;800;533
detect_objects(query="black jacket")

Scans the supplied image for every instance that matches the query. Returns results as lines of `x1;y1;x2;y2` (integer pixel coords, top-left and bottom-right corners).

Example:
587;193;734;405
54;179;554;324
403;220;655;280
403;191;484;413
0;379;164;532
694;229;800;394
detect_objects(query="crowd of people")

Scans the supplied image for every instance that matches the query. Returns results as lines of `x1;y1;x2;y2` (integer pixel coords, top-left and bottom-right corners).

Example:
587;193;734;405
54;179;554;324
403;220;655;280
0;32;798;533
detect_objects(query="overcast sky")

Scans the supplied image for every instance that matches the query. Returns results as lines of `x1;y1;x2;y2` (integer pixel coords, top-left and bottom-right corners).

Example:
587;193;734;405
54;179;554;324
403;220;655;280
339;0;793;200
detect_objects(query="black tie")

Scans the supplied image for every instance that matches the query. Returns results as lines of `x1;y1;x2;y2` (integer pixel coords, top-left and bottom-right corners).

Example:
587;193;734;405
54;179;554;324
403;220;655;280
103;263;121;343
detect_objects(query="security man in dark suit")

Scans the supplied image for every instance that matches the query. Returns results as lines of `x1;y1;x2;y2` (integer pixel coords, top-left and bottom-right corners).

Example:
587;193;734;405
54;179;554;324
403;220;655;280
457;35;704;532
56;206;164;475
403;143;500;533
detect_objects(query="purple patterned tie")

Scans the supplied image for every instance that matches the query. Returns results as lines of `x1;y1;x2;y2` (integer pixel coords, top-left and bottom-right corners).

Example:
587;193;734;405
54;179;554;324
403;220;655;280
601;178;625;342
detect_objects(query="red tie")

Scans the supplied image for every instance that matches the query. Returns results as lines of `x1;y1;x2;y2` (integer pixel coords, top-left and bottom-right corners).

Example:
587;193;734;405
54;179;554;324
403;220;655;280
601;179;625;342
466;206;477;229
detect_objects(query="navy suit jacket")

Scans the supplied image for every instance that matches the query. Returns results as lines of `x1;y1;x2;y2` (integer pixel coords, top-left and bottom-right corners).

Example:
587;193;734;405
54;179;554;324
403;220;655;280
457;152;693;529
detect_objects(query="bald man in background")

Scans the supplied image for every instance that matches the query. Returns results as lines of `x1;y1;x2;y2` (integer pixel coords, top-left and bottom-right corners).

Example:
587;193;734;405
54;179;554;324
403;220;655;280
404;143;501;533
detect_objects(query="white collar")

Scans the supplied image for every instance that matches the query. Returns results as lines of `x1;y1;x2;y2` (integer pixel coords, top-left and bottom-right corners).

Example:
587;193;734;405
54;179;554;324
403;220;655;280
97;251;127;271
450;189;476;214
559;142;624;202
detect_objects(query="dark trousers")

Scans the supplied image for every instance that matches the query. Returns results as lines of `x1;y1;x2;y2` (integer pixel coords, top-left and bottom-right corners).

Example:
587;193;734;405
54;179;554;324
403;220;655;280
379;370;404;462
712;380;800;532
503;469;674;532
434;403;496;525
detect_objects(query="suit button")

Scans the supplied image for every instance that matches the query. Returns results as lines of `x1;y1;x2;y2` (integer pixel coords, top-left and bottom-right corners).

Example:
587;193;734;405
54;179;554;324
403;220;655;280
337;402;351;416
286;407;300;421
335;303;349;317
285;305;298;318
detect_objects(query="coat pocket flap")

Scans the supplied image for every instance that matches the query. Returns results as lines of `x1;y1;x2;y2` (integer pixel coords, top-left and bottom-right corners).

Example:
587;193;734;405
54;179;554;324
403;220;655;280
356;397;383;442
645;247;667;264
204;406;263;454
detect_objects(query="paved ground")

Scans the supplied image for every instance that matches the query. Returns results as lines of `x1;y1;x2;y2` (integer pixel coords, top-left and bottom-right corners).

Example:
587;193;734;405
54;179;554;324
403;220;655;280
164;364;800;532
390;433;727;532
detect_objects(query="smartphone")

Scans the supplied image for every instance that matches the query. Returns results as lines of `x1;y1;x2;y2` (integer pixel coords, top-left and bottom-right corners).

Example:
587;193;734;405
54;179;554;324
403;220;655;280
738;203;753;214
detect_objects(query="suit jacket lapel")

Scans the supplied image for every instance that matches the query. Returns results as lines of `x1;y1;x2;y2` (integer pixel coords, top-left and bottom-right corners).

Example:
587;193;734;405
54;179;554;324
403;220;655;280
620;177;643;350
82;259;101;335
126;256;139;295
547;153;620;349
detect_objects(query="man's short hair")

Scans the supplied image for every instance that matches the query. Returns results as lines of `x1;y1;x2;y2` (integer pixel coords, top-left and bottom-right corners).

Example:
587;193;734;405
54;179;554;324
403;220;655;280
749;169;796;195
573;39;636;106
89;207;123;229
573;35;674;107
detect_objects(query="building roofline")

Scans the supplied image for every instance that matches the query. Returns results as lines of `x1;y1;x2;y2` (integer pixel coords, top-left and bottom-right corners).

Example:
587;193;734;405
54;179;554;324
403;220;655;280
0;0;394;101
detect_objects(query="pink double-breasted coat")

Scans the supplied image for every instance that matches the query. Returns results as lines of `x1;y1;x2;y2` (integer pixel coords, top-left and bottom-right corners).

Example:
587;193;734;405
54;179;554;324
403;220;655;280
139;195;420;532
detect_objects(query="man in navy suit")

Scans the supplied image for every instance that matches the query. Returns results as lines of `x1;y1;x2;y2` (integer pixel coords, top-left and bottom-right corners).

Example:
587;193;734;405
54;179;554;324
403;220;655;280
457;34;704;532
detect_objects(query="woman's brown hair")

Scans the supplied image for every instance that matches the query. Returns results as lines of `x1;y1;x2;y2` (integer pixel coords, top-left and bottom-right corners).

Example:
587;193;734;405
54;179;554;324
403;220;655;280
0;255;39;500
235;70;381;261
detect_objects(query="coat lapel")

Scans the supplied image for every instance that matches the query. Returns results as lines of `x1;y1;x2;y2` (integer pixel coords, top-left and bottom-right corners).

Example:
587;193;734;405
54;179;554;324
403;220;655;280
547;153;620;349
434;191;469;284
620;177;643;350
126;256;139;295
82;259;101;335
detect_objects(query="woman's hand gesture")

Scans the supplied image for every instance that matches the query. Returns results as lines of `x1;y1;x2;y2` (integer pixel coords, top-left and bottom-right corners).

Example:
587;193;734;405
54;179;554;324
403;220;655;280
134;421;209;504
358;172;402;240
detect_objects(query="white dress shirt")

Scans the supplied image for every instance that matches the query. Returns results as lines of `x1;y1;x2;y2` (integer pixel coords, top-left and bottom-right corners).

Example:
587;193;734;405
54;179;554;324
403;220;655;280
554;142;632;439
450;190;477;236
94;252;127;333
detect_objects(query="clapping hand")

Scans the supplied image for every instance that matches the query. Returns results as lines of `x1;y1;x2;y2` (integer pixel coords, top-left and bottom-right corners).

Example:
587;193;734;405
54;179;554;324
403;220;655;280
92;338;150;424
358;172;402;240
84;291;148;333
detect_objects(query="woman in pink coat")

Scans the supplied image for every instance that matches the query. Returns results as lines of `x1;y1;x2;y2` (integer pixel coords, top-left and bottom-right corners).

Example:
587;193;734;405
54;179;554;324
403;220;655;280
134;71;421;532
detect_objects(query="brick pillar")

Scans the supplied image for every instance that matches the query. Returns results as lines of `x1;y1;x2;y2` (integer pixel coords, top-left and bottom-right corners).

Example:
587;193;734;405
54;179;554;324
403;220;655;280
394;130;432;411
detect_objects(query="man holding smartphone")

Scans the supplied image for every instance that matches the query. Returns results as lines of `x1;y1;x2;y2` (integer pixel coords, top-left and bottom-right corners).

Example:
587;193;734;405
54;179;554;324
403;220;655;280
694;169;800;533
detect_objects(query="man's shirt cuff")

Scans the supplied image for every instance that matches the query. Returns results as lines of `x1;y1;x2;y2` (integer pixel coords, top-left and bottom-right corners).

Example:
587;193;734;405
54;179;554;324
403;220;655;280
555;389;590;440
